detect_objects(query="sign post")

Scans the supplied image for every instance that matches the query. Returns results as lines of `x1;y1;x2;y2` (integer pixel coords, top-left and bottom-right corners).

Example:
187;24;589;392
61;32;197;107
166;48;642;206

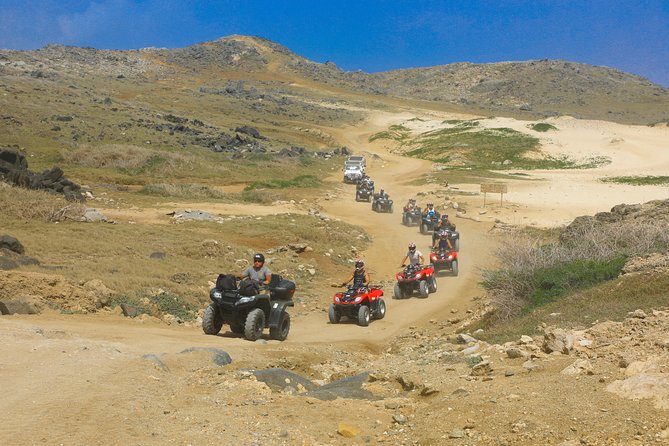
480;183;508;207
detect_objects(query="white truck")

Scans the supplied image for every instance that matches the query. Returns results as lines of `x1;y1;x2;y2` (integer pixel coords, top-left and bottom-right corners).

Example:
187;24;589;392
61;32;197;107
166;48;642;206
343;155;366;183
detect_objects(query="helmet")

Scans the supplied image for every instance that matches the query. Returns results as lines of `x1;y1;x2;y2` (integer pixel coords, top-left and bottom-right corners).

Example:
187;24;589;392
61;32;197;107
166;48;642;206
441;215;448;221
427;202;433;207
408;242;416;251
380;189;385;195
409;197;416;203
355;259;364;270
253;253;265;263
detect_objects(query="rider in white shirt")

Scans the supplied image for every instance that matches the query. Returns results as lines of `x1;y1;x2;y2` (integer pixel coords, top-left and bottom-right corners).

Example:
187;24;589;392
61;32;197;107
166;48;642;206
400;242;424;266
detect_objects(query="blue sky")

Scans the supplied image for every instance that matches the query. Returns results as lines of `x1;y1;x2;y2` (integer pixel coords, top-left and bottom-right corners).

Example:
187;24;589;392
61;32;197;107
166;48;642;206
1;0;667;86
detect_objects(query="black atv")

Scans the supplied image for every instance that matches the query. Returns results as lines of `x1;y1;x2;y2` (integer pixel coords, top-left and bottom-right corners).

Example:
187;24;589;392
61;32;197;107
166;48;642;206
355;184;373;202
420;212;440;234
432;227;460;251
372;193;393;213
203;274;295;341
401;206;422;226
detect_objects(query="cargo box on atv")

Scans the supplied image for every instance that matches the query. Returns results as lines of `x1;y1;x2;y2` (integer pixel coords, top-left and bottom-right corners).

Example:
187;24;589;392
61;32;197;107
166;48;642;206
269;276;296;300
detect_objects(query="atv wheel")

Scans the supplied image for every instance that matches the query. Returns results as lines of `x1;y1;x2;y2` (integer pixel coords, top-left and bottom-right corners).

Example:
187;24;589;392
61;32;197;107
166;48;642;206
419;280;429;298
244;308;265;341
367;195;372;203
375;298;386;320
389;204;394;213
358;305;370;326
406;216;412;226
428;276;437;293
393;283;404;299
454;238;460;252
269;311;291;341
402;214;407;225
421;223;428;234
328;304;341;324
230;320;245;334
451;260;459;276
202;304;223;335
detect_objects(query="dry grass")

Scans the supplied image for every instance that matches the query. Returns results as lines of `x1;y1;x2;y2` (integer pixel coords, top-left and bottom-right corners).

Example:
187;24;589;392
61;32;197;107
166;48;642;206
0;184;86;221
482;221;669;320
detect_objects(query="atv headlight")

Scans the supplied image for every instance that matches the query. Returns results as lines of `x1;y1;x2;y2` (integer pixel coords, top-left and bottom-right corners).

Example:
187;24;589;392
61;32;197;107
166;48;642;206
237;296;254;304
354;296;363;304
415;273;422;279
212;290;222;299
448;255;454;260
335;296;341;303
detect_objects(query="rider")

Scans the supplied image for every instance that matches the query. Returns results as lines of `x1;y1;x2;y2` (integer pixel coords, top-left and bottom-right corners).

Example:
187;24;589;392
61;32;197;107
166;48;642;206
433;231;454;252
379;188;389;199
240;253;272;285
341;259;369;291
423;202;437;218
435;214;456;232
400;242;424;267
403;197;417;212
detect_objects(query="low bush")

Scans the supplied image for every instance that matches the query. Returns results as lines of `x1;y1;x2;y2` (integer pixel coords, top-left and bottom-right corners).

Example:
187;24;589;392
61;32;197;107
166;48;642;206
482;221;669;320
529;123;558;132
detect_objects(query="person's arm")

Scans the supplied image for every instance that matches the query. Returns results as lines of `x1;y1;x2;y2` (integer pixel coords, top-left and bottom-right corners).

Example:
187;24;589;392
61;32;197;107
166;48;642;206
447;239;453;250
263;268;272;285
419;254;425;264
341;273;354;286
400;255;408;266
238;267;249;280
363;272;370;286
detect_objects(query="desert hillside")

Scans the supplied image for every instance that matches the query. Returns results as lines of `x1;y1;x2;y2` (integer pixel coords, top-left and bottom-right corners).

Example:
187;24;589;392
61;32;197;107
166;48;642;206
1;36;669;445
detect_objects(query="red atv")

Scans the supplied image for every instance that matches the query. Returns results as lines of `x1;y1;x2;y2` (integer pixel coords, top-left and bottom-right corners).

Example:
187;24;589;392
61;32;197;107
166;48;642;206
429;248;459;276
328;285;386;326
394;264;437;299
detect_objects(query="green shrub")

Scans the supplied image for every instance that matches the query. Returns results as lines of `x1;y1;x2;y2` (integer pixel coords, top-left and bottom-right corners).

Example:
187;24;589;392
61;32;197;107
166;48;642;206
523;257;626;312
244;174;321;190
152;292;196;321
529;123;558;132
600;175;669;186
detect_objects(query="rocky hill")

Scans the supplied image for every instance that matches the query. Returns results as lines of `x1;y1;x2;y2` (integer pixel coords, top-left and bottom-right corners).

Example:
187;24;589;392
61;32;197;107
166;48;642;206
2;35;668;127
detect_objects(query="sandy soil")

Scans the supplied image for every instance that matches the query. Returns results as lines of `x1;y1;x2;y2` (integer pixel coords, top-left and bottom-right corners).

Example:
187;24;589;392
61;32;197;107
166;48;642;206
2;109;669;445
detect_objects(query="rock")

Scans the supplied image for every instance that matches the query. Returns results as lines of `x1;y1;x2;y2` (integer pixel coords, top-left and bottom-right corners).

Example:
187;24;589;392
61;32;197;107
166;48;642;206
449;429;466;438
462;343;481;355
457;333;477;344
337;421;360;438
522;360;540;372
0;295;43;315
0;235;24;254
506;347;529;359
561;359;594;376
471;361;493;376
519;335;534;344
150;252;166;260
392;414;407;424
83;208;109;222
542;328;574;354
630;309;647;319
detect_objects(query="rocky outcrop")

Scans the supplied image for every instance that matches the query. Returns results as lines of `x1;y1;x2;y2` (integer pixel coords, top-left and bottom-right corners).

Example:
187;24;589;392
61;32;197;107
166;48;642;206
0;148;84;202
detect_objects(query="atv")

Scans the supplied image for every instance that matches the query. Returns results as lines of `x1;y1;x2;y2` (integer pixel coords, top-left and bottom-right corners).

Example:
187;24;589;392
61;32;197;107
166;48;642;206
420;212;441;234
328;285;386;327
355;184;373;202
401;206;422;226
429;248;459;276
203;274;295;341
431;228;460;252
393;264;437;299
372;193;393;213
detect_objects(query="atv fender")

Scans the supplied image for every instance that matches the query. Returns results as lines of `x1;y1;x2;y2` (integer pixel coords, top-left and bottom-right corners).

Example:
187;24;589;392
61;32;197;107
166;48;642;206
267;300;294;328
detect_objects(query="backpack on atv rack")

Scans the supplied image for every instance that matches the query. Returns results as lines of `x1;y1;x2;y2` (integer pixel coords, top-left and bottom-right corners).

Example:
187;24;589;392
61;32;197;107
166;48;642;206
216;274;237;291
